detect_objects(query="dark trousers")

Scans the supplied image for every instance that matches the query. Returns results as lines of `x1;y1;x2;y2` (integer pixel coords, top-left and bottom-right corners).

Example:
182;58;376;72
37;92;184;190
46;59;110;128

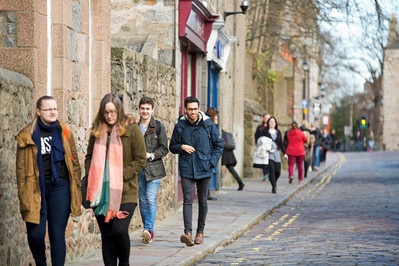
95;203;136;266
268;160;281;189
226;165;243;185
304;159;311;178
181;177;210;234
262;165;269;177
26;178;71;266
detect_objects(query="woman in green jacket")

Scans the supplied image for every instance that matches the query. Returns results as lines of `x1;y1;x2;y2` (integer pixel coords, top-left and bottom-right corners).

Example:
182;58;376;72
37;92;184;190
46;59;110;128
85;93;147;266
16;95;82;266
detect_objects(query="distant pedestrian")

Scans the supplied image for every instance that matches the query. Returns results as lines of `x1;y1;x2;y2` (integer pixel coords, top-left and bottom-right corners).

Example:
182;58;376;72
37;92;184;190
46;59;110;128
255;113;271;139
85;93;147;265
310;123;322;171
368;130;375;152
206;107;245;191
285;121;308;184
330;128;339;152
137;96;169;244
300;121;313;178
15;95;82;266
256;116;287;194
353;130;362;152
169;97;223;246
203;107;220;200
305;134;315;178
255;113;271;181
320;128;332;165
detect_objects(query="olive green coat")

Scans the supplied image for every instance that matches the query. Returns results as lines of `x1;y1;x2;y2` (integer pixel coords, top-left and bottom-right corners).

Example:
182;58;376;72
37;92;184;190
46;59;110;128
85;123;147;204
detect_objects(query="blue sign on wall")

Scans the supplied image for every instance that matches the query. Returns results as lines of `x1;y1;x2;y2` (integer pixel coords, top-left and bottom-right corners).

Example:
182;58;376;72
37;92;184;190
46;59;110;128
301;99;308;108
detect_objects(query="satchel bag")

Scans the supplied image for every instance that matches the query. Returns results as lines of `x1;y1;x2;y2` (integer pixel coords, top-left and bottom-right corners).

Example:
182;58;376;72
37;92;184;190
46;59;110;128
81;176;91;209
222;130;236;150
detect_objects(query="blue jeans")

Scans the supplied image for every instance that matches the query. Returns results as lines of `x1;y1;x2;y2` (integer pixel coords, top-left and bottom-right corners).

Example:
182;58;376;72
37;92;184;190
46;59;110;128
181;177;210;234
312;145;321;168
26;177;71;266
138;170;161;233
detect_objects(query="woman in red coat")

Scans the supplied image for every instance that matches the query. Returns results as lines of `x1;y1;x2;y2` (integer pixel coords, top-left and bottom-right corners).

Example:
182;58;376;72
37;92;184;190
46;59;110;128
285;121;308;183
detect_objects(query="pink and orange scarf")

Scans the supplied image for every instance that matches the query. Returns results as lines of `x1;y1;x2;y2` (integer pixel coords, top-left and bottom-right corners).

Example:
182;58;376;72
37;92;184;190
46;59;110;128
87;124;126;222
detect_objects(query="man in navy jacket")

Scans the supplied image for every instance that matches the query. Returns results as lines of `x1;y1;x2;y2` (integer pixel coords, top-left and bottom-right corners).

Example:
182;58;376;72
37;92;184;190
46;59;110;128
169;96;223;247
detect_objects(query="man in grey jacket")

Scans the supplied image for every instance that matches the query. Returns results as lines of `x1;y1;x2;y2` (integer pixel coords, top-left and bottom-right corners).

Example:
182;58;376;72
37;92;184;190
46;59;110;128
169;96;223;246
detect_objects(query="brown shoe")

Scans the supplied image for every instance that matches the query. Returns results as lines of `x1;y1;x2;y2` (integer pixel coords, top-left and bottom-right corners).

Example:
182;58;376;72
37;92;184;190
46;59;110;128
180;232;194;246
194;232;204;245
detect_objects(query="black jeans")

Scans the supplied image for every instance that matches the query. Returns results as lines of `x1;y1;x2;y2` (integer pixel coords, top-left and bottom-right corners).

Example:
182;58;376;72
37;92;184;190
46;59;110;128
95;203;136;266
268;160;281;189
226;165;243;185
181;177;210;234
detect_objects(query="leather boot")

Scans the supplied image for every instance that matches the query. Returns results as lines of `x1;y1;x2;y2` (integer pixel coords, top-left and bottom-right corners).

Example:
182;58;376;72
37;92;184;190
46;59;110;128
194;232;204;245
180;232;194;246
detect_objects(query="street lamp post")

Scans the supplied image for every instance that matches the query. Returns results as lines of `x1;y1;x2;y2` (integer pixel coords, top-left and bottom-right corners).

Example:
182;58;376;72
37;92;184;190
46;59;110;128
292;52;296;121
224;0;250;20
302;60;309;121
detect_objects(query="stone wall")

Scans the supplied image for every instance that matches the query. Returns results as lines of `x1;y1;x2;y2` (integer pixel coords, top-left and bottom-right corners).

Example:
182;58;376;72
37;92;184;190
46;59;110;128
111;0;176;66
382;46;399;151
0;47;177;264
110;46;178;226
0;68;34;266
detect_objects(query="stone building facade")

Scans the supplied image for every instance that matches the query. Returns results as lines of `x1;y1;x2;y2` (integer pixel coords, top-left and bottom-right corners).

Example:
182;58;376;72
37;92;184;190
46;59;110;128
382;14;399;151
0;1;177;265
1;0;326;264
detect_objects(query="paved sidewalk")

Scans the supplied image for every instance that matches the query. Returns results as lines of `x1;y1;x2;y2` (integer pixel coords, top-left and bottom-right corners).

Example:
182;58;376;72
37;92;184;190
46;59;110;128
71;152;339;266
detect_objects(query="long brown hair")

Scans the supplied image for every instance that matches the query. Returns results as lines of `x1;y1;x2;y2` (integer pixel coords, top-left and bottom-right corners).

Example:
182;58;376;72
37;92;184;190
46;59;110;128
205;107;218;123
91;93;127;138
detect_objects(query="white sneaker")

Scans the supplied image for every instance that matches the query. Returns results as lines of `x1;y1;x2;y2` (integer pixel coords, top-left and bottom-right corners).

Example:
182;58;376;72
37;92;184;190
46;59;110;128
142;229;152;244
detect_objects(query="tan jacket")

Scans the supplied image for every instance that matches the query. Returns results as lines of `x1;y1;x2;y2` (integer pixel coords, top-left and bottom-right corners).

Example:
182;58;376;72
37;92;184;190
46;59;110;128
15;120;82;224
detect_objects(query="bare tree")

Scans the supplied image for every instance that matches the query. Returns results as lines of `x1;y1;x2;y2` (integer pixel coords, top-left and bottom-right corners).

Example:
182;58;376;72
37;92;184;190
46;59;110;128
316;0;399;148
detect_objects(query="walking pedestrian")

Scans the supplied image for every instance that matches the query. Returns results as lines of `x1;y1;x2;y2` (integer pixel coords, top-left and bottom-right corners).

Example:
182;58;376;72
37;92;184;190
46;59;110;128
330;128;339;152
137;96;169;244
203;107;220;200
353;130;362;152
255;113;271;181
169;97;224;246
310;123;322;171
203;108;220;200
255;116;287;193
300;121;313;178
368;130;375;152
304;134;315;178
205;107;245;191
15;95;82;266
320;128;332;165
285;121;308;184
85;93;147;265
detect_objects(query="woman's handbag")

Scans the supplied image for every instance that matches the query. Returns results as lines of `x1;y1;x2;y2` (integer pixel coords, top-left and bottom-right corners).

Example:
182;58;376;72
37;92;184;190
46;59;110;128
81;176;91;209
222;130;236;150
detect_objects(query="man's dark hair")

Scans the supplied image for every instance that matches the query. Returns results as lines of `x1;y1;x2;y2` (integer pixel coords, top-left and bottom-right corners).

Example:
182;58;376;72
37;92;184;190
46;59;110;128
139;96;154;108
184;96;199;108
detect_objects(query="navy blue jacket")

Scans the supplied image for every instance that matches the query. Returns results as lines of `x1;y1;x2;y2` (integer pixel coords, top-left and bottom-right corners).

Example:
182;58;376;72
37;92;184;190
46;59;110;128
169;111;224;179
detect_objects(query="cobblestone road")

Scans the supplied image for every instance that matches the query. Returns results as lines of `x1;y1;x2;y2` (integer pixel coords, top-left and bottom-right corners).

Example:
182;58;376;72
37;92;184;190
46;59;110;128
197;152;399;265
